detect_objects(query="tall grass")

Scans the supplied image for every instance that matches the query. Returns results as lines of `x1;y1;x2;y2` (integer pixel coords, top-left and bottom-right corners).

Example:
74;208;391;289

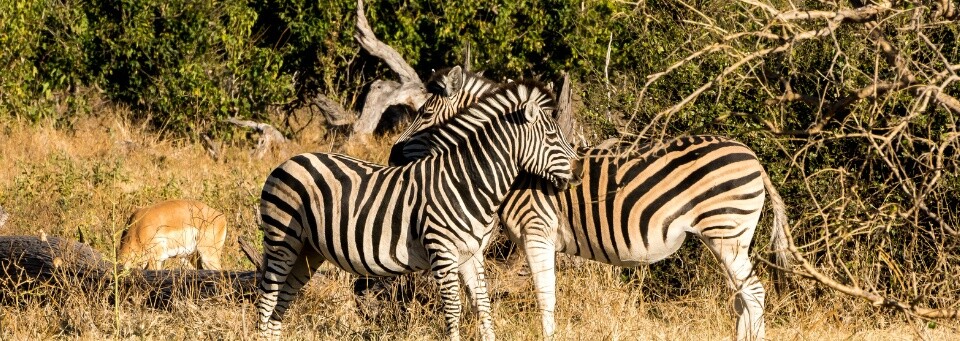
0;108;957;339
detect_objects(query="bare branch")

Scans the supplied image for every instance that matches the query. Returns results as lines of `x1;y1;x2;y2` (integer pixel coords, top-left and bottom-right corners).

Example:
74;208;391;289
351;0;428;137
775;3;891;23
224;118;288;159
782;215;960;319
355;0;420;85
807;80;911;134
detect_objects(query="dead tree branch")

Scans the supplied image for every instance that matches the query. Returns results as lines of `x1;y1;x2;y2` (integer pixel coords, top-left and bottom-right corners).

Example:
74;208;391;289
224;117;288;159
352;0;428;137
355;0;418;85
555;72;587;147
644;1;960;138
782;218;960;319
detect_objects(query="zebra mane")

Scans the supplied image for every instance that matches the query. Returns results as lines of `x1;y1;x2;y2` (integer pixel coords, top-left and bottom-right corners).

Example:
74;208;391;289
413;80;557;155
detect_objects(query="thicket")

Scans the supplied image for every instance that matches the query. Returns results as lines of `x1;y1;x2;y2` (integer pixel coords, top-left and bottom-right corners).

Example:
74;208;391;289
1;0;617;134
2;0;960;325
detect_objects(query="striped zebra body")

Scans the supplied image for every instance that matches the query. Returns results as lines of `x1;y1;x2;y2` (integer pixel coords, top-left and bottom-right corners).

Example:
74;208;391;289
499;138;787;341
391;67;791;341
521;138;768;265
256;81;579;341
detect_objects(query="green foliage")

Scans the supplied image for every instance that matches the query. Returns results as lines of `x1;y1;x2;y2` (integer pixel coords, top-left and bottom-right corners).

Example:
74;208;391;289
2;0;718;135
249;0;362;101
1;0;291;135
84;0;290;134
0;0;88;122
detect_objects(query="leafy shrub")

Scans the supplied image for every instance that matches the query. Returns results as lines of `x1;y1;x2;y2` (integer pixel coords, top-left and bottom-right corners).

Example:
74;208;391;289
0;0;90;122
1;0;292;135
84;0;291;135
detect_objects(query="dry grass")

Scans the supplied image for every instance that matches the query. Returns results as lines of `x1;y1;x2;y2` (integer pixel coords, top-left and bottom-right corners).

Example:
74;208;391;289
0;109;957;340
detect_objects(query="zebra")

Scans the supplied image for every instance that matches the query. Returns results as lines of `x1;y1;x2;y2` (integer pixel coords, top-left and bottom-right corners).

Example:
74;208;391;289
256;80;581;341
390;66;792;341
389;65;499;166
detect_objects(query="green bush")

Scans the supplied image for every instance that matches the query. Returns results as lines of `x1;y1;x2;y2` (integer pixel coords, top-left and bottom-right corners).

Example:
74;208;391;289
85;0;291;134
1;0;292;135
0;0;88;122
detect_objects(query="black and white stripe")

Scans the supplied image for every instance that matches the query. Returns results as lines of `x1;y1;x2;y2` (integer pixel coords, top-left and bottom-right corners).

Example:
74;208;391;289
391;68;791;341
390;65;499;166
256;80;579;341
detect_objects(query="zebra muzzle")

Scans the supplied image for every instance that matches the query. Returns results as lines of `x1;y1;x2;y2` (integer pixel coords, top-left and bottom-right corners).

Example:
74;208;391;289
568;158;584;187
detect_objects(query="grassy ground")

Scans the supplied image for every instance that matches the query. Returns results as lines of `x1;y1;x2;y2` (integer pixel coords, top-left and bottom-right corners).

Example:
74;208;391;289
0;110;957;340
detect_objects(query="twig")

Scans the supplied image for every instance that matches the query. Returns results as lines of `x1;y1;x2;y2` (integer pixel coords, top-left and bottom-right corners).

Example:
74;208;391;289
223;118;287;159
238;237;263;273
782;214;960;319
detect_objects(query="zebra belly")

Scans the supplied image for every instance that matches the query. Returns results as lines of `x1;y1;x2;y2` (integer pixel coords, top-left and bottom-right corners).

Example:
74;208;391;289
310;230;431;277
611;224;689;267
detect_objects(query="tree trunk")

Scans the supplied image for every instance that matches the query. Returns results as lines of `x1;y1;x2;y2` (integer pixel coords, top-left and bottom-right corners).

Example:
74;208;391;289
555;72;586;147
351;0;428;137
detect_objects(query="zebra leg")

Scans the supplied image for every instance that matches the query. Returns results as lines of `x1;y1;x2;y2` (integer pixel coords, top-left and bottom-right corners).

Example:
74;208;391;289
431;255;464;341
523;229;558;340
701;235;765;341
257;238;320;340
457;252;495;341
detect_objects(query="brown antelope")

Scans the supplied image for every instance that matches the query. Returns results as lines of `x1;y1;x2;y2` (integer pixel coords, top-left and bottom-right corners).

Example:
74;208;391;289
118;199;227;270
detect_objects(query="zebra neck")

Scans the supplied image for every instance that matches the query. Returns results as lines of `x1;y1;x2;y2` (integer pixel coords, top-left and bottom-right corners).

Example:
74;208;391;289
423;126;520;224
448;132;520;210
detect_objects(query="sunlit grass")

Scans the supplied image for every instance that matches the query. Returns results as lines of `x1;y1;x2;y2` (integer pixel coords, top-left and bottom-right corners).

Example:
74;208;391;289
0;110;957;340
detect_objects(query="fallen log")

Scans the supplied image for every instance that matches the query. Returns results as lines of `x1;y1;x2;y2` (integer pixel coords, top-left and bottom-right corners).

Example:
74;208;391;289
0;235;258;306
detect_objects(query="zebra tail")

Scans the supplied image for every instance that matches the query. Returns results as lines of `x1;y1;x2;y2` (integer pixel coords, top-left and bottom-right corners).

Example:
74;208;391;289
761;168;793;292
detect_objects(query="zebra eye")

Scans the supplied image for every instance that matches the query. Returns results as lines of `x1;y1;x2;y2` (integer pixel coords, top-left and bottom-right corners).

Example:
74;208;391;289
543;126;559;140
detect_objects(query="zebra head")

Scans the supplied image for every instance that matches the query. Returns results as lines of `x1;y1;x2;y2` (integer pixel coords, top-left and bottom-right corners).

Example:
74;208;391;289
508;83;581;190
389;66;498;166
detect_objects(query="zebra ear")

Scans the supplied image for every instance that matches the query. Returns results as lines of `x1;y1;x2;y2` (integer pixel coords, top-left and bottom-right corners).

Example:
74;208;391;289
523;101;543;123
446;66;464;97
